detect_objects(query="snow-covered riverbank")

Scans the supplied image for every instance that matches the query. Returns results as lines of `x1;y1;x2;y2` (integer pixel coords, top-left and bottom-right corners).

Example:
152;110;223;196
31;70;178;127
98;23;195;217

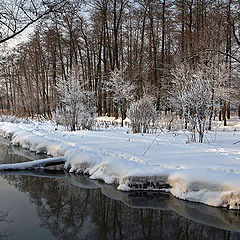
0;118;240;209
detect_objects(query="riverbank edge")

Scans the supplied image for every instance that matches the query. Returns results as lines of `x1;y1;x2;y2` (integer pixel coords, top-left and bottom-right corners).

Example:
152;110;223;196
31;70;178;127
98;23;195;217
0;121;240;210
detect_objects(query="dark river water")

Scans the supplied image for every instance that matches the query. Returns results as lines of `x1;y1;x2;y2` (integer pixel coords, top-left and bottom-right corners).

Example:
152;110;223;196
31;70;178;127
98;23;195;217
0;137;240;240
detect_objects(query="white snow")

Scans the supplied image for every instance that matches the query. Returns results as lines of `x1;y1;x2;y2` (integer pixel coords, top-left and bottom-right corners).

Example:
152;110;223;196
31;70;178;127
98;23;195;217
0;156;65;170
0;118;240;209
168;169;240;209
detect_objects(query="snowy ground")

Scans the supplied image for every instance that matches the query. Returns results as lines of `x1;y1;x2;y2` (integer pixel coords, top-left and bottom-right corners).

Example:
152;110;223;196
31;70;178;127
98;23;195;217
0;117;240;209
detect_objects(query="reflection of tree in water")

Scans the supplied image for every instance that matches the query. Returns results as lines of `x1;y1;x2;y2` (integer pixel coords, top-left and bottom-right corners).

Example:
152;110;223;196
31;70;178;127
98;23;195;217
0;140;43;165
90;194;234;240
3;174;240;240
0;209;12;239
4;174;94;239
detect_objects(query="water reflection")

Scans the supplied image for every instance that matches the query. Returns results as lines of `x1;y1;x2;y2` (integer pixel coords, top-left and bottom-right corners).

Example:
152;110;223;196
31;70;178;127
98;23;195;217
0;172;240;240
0;137;47;164
68;173;240;233
0;209;12;240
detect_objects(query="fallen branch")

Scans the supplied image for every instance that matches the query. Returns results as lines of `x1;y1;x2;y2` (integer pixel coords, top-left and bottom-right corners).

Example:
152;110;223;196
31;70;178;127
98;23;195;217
0;156;66;171
233;140;240;145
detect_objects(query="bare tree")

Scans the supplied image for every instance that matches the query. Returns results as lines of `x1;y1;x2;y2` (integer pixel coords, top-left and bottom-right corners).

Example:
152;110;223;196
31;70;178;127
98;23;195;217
0;0;67;44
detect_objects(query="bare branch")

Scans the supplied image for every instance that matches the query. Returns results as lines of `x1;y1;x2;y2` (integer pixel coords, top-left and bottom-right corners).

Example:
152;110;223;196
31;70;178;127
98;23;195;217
0;0;67;44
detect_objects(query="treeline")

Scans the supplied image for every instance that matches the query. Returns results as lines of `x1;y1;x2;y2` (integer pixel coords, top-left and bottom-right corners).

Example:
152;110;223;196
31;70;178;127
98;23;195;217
0;0;239;121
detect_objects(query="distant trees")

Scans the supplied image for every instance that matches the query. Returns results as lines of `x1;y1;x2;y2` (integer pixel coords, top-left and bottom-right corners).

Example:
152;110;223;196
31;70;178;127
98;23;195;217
0;0;239;136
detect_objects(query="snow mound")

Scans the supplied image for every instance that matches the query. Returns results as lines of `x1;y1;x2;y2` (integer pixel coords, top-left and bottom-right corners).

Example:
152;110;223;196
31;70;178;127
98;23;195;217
168;169;240;209
65;149;100;174
0;123;67;157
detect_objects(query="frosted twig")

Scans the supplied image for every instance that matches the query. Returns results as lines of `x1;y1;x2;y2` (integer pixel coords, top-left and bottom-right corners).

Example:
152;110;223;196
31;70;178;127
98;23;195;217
142;133;161;156
233;140;240;145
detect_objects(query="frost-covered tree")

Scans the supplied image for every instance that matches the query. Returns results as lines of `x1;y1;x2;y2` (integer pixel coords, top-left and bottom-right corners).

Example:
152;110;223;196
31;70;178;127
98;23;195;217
204;61;231;129
105;68;135;127
55;69;96;131
171;61;229;142
128;96;158;133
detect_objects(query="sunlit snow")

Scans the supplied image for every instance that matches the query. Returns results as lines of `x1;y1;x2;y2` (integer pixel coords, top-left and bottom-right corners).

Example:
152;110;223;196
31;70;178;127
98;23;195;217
0;116;240;209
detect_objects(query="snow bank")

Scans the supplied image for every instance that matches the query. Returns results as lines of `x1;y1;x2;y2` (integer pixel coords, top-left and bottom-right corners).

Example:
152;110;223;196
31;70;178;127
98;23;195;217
66;152;171;188
1;120;240;209
0;123;67;156
168;169;240;209
65;149;100;174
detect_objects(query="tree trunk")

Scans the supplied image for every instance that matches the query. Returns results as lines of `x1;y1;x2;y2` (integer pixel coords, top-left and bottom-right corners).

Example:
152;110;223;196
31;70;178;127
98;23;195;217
208;88;214;130
222;101;227;126
227;102;230;119
219;110;222;121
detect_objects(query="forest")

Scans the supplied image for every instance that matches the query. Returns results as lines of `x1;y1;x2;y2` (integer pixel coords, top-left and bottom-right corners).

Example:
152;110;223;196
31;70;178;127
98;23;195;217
0;0;239;141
